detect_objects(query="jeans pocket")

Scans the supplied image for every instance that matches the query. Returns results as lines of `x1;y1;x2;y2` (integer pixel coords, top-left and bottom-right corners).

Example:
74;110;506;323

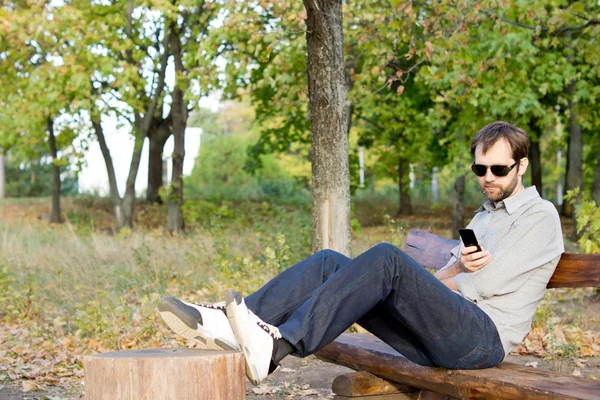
454;343;503;369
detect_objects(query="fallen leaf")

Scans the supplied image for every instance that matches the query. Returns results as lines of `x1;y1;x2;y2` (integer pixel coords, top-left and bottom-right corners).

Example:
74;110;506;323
574;358;588;368
22;381;37;392
525;361;538;368
251;385;271;395
62;336;74;348
572;368;582;377
554;327;568;345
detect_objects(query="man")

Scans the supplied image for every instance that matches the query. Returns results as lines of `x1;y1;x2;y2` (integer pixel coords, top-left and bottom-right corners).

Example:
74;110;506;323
158;121;564;385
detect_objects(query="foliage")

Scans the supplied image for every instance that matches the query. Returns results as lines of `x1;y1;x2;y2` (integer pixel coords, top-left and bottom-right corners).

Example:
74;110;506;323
185;132;310;202
565;188;600;253
3;154;79;197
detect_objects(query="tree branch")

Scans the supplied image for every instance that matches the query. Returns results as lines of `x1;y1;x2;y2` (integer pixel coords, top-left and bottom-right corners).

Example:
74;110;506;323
140;25;171;136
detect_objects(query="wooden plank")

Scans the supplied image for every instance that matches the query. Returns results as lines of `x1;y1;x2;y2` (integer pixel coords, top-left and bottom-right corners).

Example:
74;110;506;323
316;334;600;400
332;371;416;396
402;230;600;288
549;253;600;288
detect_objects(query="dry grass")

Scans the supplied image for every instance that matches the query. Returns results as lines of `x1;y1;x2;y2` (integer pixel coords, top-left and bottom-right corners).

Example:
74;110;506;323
0;196;598;395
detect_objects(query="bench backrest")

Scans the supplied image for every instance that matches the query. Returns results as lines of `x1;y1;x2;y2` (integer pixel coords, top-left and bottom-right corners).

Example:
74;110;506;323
401;230;600;288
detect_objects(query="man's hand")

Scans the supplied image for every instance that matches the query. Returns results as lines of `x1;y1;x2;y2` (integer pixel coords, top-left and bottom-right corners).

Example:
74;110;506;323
460;246;492;272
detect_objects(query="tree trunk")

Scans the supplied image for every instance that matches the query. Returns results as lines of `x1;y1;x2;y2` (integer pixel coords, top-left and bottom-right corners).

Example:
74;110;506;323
396;158;412;216
562;81;583;231
47;117;61;223
167;31;186;234
451;174;465;240
591;132;600;204
528;118;543;197
168;98;185;234
344;58;355;137
304;0;351;257
147;117;171;203
0;154;5;199
83;349;245;400
122;121;146;229
93;119;125;230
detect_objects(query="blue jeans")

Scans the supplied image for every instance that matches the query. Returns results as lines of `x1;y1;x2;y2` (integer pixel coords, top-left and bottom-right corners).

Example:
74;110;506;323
245;243;504;369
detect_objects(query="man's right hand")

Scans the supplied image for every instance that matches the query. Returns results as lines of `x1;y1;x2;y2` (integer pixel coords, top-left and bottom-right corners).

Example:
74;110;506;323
459;246;492;273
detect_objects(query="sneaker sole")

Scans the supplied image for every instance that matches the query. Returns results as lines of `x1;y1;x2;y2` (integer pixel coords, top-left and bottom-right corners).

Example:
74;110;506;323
226;290;262;385
158;297;237;351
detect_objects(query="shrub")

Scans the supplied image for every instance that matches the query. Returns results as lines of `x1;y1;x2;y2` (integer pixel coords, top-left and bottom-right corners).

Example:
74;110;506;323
565;188;600;253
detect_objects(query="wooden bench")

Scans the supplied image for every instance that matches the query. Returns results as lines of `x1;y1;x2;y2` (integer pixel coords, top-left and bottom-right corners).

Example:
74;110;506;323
316;230;600;400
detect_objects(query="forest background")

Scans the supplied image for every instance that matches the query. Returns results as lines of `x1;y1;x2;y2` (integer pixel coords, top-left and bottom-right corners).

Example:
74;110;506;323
1;0;600;397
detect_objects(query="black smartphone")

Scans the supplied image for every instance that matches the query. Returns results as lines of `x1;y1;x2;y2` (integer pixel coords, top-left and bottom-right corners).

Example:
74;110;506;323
458;229;482;253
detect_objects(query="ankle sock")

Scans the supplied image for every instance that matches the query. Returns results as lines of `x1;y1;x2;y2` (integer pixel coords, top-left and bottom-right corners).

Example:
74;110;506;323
272;337;295;365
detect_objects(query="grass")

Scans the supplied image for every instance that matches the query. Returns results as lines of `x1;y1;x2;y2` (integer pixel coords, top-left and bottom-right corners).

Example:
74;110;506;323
0;194;598;394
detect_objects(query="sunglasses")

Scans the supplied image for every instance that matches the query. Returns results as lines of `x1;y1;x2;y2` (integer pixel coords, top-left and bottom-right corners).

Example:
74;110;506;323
471;161;519;177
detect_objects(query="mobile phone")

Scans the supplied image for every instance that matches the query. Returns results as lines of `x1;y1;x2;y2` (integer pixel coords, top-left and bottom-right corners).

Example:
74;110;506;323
458;229;482;253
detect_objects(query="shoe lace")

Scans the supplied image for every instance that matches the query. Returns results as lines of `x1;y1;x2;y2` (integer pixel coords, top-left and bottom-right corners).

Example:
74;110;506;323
250;313;282;340
197;302;226;311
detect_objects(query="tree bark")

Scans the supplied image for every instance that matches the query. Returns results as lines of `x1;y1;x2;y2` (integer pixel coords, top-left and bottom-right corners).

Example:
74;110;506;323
0;154;5;199
93;119;125;230
344;57;355;137
304;0;351;257
147;117;171;203
451;174;465;240
562;81;583;228
528;118;543;197
122;120;146;229
167;31;186;234
396;158;413;216
47;117;61;223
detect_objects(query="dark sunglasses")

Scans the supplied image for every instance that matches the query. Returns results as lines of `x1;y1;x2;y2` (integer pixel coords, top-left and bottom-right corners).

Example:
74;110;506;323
471;161;519;177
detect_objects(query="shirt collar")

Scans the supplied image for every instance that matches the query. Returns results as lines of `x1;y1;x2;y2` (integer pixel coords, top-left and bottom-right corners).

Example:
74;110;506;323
475;186;540;215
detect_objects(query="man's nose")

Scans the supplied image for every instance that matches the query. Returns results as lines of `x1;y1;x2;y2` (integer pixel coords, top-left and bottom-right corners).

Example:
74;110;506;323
484;168;496;181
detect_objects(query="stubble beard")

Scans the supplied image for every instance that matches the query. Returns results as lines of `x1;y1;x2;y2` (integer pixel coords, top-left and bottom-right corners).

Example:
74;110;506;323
481;171;519;202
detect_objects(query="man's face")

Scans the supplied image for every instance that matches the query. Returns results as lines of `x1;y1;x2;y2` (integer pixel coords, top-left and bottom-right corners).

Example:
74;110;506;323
474;139;524;202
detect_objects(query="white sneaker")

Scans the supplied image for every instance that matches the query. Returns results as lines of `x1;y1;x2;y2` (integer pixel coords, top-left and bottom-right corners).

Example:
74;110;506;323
226;290;282;385
158;296;240;351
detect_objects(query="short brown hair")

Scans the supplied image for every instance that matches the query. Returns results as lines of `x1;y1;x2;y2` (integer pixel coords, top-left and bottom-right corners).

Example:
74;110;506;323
470;121;529;161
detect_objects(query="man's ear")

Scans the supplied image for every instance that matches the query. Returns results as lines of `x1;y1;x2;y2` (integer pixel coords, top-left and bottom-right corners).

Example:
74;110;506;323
517;157;529;177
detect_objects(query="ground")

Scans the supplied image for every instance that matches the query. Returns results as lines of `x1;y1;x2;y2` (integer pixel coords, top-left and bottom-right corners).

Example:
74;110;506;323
0;197;599;398
1;353;600;400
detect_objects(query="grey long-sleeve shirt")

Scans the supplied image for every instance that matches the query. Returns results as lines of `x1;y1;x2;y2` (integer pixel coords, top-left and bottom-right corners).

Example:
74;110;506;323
441;186;564;357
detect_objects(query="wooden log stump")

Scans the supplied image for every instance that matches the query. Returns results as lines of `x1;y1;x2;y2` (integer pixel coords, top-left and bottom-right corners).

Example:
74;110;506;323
332;371;416;399
331;371;456;400
84;348;245;400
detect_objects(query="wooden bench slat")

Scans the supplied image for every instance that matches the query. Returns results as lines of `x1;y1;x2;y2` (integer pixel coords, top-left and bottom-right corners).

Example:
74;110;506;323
316;334;600;400
548;253;600;287
402;230;600;288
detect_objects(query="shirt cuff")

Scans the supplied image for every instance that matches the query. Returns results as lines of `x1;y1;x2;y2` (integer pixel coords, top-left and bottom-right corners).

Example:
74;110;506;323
455;272;481;303
439;245;461;272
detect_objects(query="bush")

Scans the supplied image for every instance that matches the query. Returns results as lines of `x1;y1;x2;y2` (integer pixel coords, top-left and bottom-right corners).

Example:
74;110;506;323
185;134;309;203
565;188;600;253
